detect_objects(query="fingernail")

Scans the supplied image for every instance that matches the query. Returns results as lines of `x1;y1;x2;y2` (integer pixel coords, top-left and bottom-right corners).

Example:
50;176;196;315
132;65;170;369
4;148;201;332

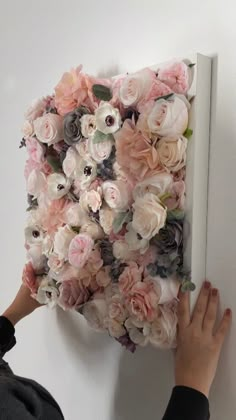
204;281;211;289
212;288;218;297
226;308;232;316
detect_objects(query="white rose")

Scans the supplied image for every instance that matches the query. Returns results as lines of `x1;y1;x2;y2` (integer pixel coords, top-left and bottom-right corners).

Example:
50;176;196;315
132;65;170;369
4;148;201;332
99;205;115;235
80;189;102;213
119;68;152;107
47;173;71;199
27;169;47;198
82;297;108;331
88;137;113;163
80;220;104;240
153;276;179;304
147;96;188;136
63;147;79;178
107;318;126;338
102;180;130;211
34;113;64;144
95;102;121;134
80;114;96;138
22;120;34;138
125;318;149;346
125;223;149;254
132;193;167;240
157;135;187;172
133;173;173;200
54;225;76;260
149;302;178;349
48;253;65;273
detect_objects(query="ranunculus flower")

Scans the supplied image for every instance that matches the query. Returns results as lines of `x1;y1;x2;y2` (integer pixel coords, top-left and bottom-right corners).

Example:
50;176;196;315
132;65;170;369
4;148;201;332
54;225;76;260
34;113;64;144
27;169;47;198
126;280;160;322
102;180;130;211
133;173;173;200
157;136;187;172
26;137;44;163
149;301;178;348
47;173;71;200
99;205;115;235
158;61;193;95
80;189;102;213
147;96;188;137
118;262;143;295
80;114;96;138
25;97;48;121
73;158;97;191
68;234;94;268
88;137;113;163
125;223;149;254
96;267;111;287
22;121;34;138
82;295;108;331
22;262;38;294
95;102;121;134
132;193;167;240
63;106;89;145
115;120;161;181
80;220;104;240
58;279;90;310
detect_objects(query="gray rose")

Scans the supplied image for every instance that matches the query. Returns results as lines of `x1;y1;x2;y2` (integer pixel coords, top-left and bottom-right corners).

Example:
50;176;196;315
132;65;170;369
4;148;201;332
63;106;90;145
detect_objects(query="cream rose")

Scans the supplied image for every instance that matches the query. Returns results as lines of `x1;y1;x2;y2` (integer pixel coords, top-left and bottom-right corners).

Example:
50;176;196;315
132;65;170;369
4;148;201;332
65;203;87;227
125;223;149;254
153;276;179;304
125;317;150;346
88;137;113;163
147;96;188;137
133;173;173;200
80;114;96;138
119;68;152;107
132;193;167;240
34;113;64;144
149;302;178;349
157;135;187;172
80;220;104;240
102;180;130;211
99;205;115;235
107;319;126;338
113;240;136;261
54;225;76;260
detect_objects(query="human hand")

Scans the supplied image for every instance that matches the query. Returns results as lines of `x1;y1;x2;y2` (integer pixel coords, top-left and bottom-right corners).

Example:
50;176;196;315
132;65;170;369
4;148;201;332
175;281;232;397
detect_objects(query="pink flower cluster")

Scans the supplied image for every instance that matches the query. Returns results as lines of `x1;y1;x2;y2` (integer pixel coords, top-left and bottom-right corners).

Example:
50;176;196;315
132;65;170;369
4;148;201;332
21;60;194;351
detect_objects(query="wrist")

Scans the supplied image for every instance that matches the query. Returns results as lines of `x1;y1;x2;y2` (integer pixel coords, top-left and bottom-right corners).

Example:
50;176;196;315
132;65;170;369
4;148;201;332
175;378;209;398
2;307;24;326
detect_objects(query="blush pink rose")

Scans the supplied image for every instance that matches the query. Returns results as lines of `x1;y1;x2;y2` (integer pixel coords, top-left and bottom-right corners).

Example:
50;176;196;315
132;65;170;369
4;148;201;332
26;137;44;163
22;262;38;294
68;234;94;268
118;262;143;295
115;120;162;182
34;113;64;145
58;279;90;310
126;280;160;322
102;180;131;211
158;61;192;95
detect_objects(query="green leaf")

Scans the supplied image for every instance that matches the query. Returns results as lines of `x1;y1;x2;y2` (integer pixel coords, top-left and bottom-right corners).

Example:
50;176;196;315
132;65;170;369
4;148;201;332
93;130;114;144
155;93;174;102
47;155;62;172
92;84;112;101
184;128;193;139
167;209;185;221
71;226;80;234
188;63;196;68
112;211;131;234
181;280;196;292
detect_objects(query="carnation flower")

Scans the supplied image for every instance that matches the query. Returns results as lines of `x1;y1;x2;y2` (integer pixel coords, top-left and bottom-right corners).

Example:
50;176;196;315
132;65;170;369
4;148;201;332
95;102;121;134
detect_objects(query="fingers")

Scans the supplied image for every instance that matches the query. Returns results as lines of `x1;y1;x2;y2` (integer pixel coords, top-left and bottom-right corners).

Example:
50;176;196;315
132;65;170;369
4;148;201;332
215;309;232;347
192;281;211;329
177;289;191;331
203;288;219;332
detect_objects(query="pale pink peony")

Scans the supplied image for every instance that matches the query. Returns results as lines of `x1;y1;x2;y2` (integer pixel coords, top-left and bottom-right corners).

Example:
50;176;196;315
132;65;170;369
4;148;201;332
119;262;143;295
126;280;160;322
54;65;98;115
158;61;191;95
68;234;94;268
58;279;90;310
22;262;38;294
115;120;162;182
26;137;44;163
40;198;70;234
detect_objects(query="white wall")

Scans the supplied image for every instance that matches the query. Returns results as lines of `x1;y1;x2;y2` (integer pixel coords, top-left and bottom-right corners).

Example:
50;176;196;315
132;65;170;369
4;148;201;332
0;1;236;419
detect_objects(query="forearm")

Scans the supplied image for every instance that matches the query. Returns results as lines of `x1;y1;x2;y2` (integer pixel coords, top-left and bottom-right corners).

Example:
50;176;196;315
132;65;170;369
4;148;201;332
163;386;210;420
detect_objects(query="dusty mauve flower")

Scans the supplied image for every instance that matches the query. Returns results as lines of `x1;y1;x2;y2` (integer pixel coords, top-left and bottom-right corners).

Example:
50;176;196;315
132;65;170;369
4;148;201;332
68;234;94;268
147;96;188;137
151;220;183;257
63;106;89;145
58;279;90;310
26;137;44;163
22;262;38;294
99;205;115;235
149;301;178;348
115;120;161;181
158;61;192;95
157;136;187;172
118;262;143;294
80;114;96;138
126;280;160;322
34;113;64;145
95;102;121;134
102;180;130;211
47;173;71;200
132;193;167;240
54;225;76;260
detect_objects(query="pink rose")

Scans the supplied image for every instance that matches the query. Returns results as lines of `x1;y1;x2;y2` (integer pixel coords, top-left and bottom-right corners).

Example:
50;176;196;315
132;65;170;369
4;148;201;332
68;234;94;268
118;262;143;295
22;121;34;138
58;279;90;310
164;180;185;210
26;137;44;163
108;294;127;323
22;262;38;294
126;280;160;322
24;158;41;180
149;301;178;348
102;180;131;212
158;61;192;95
34;113;64;145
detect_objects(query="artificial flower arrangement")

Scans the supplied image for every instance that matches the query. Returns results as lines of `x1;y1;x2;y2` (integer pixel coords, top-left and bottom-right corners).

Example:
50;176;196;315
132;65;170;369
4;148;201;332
21;60;196;352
